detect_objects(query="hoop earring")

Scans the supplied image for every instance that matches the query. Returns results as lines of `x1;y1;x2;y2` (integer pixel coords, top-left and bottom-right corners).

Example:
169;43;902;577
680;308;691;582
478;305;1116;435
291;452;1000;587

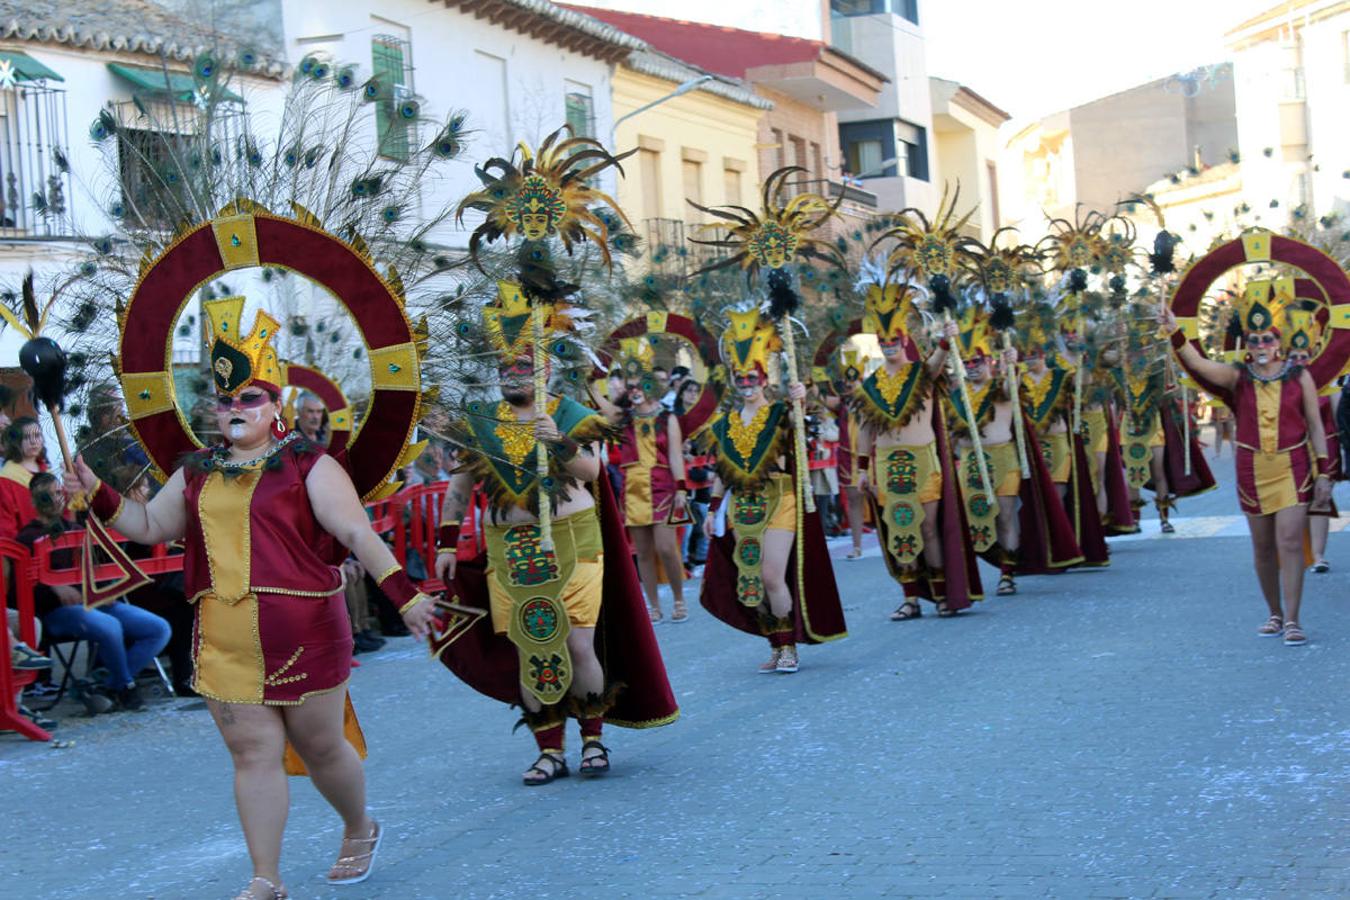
271;411;288;440
1243;351;1253;364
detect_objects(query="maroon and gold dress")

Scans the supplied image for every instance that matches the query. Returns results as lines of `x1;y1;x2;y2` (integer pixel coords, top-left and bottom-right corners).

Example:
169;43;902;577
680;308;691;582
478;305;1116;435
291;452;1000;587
619;410;679;527
180;438;352;704
1233;368;1313;516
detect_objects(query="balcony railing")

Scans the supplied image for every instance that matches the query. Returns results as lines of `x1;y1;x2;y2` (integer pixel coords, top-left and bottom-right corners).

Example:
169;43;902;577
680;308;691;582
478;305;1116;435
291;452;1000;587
0;82;75;239
642;217;731;274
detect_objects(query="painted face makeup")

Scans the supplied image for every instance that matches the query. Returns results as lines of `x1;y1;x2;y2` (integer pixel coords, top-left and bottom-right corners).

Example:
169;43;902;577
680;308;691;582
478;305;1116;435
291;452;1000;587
215;389;273;411
734;372;764;399
879;338;904;359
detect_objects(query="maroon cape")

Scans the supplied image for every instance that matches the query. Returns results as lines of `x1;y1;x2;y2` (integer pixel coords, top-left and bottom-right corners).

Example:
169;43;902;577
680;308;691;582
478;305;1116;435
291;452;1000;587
1161;403;1217;499
700;447;847;644
1068;433;1111;565
437;476;679;729
870;402;984;611
1102;406;1139;535
1013;423;1084;575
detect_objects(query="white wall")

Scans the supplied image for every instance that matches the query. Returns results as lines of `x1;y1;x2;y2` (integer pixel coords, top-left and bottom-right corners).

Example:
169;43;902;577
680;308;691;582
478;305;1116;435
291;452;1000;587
576;0;826;41
1301;12;1350;219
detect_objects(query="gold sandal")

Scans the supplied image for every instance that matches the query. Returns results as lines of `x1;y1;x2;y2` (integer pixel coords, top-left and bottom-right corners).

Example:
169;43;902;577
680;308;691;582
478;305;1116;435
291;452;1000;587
233;876;287;899
326;820;382;885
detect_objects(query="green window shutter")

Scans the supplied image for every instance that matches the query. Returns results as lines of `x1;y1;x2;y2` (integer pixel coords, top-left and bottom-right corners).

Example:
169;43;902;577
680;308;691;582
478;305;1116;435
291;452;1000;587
372;40;409;161
565;92;593;139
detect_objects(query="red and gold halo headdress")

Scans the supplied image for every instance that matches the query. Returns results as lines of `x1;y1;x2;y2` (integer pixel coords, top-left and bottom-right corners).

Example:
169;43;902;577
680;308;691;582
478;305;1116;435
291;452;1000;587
456;125;633;270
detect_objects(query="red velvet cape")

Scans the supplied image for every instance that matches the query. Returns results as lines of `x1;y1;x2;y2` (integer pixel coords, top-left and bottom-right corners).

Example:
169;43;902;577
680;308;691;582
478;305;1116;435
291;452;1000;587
1102;405;1140;535
700;444;847;644
1161;404;1217;499
1069;433;1112;565
1013;422;1084;575
436;475;679;729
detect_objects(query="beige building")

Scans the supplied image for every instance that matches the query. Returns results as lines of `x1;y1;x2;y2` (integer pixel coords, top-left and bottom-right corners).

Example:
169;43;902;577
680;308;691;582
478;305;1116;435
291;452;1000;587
1001;64;1239;232
613;49;770;252
1225;0;1350;220
930;77;1010;239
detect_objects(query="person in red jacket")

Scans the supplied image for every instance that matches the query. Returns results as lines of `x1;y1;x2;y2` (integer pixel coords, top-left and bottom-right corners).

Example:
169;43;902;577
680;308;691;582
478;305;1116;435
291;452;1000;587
0;417;48;540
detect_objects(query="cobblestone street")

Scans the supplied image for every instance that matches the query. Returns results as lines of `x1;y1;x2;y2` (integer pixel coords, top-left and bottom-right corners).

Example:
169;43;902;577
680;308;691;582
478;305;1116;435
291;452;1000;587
4;458;1350;899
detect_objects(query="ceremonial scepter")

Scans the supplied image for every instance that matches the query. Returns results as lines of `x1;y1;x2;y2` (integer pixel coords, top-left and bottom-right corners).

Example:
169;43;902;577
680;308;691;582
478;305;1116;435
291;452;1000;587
933;276;993;500
992;301;1032;479
767;269;816;515
532;303;554;551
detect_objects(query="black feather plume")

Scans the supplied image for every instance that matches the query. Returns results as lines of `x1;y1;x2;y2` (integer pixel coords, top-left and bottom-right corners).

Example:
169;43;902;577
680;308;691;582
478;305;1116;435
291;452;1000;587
1067;268;1089;293
765;268;799;321
1149;231;1178;275
19;336;66;411
989;294;1016;331
929;274;957;316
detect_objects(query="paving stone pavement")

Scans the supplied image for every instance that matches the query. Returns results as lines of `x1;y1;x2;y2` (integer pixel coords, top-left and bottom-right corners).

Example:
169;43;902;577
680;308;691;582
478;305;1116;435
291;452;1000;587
4;449;1349;899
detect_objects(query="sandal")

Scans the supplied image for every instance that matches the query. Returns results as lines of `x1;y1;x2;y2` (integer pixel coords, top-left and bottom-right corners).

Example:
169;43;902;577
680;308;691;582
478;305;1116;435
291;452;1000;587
775;645;799;674
1159;520;1175;534
326;819;382;885
579;739;611;777
937;602;961;619
1283;621;1308;646
235;876;288;899
522;751;569;787
845;548;864;561
889;602;921;622
1310;560;1330;574
648;605;663;624
758;647;782;673
1257;614;1284;637
670;599;689;623
996;574;1017;596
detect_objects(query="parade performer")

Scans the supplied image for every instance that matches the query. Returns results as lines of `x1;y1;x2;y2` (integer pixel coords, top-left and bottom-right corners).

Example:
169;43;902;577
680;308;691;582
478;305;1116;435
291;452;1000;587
698;308;847;670
832;349;869;559
1164;277;1334;646
434;127;677;785
26;54;473;897
850;273;979;617
612;337;690;622
1284;304;1342;572
687;167;847;671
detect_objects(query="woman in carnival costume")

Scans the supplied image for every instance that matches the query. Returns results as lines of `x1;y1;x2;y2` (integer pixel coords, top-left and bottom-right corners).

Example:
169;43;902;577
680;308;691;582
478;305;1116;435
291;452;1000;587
46;50;470;897
691;168;848;672
433;127;678;785
1164;235;1348;646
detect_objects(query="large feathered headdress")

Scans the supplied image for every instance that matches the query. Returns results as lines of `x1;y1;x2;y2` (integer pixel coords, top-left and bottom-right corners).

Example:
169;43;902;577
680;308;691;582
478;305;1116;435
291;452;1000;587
873;183;981;317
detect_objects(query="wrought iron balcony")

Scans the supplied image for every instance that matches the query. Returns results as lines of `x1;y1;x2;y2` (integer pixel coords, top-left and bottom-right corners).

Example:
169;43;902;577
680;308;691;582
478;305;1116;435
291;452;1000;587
0;81;75;240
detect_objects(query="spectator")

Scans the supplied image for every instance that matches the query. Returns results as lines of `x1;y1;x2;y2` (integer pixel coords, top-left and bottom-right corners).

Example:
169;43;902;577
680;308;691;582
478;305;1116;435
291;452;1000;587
294;391;330;446
16;473;170;711
8;613;50;671
662;365;691;409
805;383;842;536
405;443;449;487
342;559;386;654
675;380;712;570
0;417;48;540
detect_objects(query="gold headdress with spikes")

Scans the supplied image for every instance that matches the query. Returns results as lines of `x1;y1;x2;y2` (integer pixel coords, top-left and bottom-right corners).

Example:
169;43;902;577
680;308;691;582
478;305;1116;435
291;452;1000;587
618;336;655;379
839;348;864;383
482;280;567;364
456;125;633;270
1284;304;1320;357
957;305;994;359
689;167;841;276
1236;277;1294;335
203;296;284;396
722;308;780;376
863;282;918;342
876;185;982;285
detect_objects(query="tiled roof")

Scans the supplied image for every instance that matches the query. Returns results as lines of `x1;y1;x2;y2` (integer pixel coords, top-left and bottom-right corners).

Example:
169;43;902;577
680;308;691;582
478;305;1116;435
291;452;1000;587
0;0;287;76
432;0;646;61
564;5;884;82
625;48;773;110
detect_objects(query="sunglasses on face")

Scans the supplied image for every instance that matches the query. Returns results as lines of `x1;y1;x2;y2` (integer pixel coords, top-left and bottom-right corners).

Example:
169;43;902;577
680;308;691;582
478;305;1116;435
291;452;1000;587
1247;334;1279;347
215;390;272;410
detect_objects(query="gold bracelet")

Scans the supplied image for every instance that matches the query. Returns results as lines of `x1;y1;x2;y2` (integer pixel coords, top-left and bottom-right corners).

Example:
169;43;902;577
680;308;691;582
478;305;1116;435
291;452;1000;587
399;592;431;615
374;564;401;586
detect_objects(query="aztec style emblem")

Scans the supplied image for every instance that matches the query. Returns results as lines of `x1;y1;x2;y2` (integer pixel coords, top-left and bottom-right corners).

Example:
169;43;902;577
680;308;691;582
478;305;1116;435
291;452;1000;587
504;525;561;587
734;493;768;527
886;450;918;495
519;598;561;642
736;573;764;608
527;653;568;697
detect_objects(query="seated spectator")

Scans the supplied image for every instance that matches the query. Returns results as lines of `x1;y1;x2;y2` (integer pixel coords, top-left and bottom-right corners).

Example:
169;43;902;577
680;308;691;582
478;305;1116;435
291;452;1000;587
341;559;386;654
16;473;170;711
0;417;49;540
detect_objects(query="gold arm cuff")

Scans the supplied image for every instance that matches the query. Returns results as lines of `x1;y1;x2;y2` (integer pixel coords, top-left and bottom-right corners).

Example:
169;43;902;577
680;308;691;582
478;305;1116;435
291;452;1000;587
374;564;402;586
399;592;432;615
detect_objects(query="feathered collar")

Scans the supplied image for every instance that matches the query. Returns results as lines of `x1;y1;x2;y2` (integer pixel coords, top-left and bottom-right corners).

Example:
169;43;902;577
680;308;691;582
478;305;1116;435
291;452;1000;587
850;362;932;432
1021;366;1073;427
708;400;792;492
180;434;320;480
946;379;1007;441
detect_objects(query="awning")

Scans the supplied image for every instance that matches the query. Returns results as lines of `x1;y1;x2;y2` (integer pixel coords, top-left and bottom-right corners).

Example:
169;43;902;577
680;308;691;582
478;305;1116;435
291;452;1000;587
0;50;64;83
108;62;242;103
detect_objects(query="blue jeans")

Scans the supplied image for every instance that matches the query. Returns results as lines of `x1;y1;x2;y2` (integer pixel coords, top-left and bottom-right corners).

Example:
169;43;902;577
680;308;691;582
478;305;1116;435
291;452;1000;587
42;601;171;690
684;501;709;564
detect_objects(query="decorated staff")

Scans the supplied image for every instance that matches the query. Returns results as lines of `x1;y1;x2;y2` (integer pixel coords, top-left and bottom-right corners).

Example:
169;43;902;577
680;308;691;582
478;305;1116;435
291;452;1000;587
435;126;678;788
876;186;992;499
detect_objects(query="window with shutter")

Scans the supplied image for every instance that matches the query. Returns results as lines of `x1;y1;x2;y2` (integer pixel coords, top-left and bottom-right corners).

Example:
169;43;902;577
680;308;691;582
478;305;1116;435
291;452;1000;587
372;36;412;161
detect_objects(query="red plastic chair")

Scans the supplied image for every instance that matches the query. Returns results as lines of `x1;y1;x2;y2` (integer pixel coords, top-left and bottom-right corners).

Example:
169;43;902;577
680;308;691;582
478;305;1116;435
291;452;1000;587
0;539;50;741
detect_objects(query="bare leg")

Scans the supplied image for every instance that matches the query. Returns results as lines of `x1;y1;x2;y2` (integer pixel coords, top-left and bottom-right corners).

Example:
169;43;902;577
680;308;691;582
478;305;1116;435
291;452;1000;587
652;524;685;611
628;526;661;619
996;495;1019;555
282;689;371;837
1275;506;1309;624
919;499;943;571
1245;513;1281;616
1309;514;1329;566
845;486;865;554
565;626;605;698
761;527;797;619
1094;451;1108;517
208;700;288;888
